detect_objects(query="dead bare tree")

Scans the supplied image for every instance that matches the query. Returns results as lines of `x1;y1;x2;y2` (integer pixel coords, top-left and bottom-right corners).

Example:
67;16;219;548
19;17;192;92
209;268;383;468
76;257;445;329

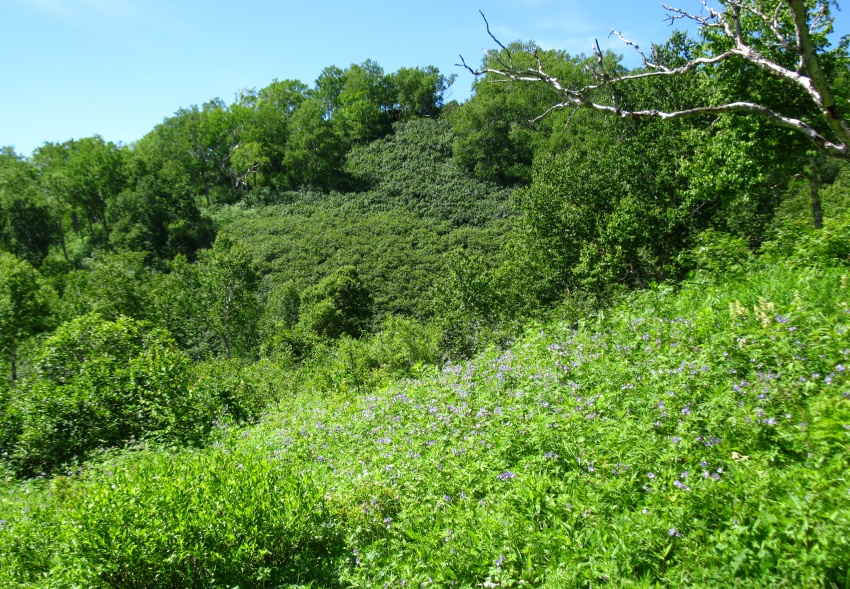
459;0;849;162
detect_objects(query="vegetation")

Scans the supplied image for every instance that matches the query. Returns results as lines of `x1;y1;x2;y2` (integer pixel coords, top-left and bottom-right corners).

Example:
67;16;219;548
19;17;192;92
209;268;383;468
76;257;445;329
0;1;848;585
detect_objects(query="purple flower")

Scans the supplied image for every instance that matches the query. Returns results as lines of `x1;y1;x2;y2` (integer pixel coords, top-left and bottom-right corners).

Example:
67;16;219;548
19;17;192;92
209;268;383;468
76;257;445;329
669;527;681;537
647;472;656;479
495;554;505;568
497;471;517;481
776;315;790;324
681;407;691;416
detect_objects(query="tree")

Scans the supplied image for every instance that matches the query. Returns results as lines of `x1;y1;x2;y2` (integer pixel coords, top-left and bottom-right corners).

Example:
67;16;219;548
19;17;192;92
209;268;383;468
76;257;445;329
198;235;261;359
0;148;55;266
7;314;194;475
299;266;372;339
390;66;456;120
451;43;586;185
462;1;849;157
461;1;850;227
0;253;53;382
59;251;151;322
284;98;347;190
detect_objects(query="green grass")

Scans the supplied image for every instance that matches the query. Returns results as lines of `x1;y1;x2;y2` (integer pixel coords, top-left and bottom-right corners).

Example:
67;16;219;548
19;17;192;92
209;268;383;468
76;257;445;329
2;252;849;587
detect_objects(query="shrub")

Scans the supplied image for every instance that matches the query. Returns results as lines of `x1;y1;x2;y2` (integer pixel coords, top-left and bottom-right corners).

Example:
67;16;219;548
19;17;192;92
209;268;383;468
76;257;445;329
6;314;197;475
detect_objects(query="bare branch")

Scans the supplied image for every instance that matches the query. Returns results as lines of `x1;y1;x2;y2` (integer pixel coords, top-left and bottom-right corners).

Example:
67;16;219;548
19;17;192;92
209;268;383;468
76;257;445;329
461;0;850;160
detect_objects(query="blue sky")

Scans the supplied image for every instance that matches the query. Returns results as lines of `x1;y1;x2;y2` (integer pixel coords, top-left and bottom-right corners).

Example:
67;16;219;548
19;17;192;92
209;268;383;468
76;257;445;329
1;0;847;156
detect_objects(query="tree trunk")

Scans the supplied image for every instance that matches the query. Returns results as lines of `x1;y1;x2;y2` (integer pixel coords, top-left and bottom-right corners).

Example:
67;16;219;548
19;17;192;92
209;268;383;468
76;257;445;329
809;156;823;230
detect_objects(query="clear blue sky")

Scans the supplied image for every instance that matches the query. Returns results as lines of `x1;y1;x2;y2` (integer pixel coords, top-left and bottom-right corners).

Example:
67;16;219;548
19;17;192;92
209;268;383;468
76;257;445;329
1;0;847;156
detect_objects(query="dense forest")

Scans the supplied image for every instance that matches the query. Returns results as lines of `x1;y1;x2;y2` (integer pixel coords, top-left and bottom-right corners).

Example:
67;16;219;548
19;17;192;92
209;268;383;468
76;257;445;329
2;0;850;586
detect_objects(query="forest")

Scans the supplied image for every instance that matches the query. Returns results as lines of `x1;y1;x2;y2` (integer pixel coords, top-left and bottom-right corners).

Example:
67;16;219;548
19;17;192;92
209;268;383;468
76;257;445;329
1;0;849;586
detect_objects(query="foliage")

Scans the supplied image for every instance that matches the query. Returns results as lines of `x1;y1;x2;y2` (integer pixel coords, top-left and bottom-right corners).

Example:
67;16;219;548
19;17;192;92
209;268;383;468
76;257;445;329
451;43;593;186
298;265;372;339
3;314;195;476
197;235;262;359
58;251;151;322
0;148;55;266
344;118;515;226
222;197;511;320
0;253;54;382
3;236;850;586
1;445;343;588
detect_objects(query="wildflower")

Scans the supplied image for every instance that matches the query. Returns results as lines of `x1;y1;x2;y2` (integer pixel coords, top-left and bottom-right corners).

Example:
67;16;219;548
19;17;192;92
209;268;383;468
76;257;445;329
681;407;691;415
672;436;681;444
647;472;656;479
669;528;681;537
776;315;790;324
495;554;505;569
497;471;517;481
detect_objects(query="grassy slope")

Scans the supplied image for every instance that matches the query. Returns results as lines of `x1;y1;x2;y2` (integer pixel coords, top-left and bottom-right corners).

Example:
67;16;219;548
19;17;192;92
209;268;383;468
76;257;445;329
2;248;849;587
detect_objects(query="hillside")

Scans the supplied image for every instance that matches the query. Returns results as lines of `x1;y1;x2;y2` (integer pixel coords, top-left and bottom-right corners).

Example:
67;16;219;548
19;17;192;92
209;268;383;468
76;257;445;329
2;219;848;587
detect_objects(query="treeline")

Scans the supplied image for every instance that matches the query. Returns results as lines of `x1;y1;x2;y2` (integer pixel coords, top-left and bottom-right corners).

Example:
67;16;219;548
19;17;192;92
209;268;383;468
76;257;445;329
0;62;454;266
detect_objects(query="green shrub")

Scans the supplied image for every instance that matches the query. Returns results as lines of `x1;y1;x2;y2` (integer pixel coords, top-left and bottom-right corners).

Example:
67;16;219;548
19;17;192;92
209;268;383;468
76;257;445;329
299;266;372;339
6;314;197;476
2;445;343;588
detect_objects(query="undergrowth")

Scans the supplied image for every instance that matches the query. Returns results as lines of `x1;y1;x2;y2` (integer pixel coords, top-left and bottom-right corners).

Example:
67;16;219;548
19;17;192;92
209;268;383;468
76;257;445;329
1;236;849;588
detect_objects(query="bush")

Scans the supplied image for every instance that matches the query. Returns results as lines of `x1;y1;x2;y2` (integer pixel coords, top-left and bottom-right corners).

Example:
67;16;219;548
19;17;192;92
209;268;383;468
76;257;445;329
5;314;197;475
1;444;344;588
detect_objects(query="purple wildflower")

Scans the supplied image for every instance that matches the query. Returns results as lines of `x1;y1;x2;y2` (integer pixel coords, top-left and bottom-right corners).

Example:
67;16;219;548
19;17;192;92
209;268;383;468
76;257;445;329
497;471;517;481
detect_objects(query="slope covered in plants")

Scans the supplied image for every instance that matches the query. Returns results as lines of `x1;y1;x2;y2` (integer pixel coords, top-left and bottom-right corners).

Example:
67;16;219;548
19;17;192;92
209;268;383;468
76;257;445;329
2;220;848;587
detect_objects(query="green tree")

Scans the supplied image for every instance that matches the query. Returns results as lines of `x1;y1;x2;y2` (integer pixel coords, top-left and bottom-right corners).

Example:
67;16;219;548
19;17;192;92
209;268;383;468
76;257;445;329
452;43;591;185
466;1;850;227
390;66;455;120
0;253;53;382
32;137;128;252
199;235;261;359
59;251;151;322
139;99;238;206
0;148;55;266
284;98;347;190
299;265;372;339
